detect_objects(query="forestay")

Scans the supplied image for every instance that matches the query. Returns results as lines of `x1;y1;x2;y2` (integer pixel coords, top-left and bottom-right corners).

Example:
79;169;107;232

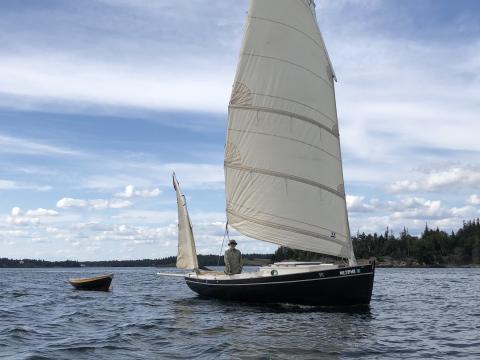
225;0;356;263
173;174;199;269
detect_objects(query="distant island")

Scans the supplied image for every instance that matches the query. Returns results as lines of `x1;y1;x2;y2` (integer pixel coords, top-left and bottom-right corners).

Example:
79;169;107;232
0;254;273;268
1;219;479;268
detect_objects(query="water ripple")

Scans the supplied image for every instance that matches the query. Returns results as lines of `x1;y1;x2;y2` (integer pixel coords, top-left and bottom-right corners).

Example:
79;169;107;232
0;267;479;359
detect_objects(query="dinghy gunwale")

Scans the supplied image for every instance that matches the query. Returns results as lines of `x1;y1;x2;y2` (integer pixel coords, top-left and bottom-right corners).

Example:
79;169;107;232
68;273;114;284
68;274;113;291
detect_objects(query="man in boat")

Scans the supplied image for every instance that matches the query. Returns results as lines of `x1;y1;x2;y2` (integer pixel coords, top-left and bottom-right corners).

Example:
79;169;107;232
224;239;243;275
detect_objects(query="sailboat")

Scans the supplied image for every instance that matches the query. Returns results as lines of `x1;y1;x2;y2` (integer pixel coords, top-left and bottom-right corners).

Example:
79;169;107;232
162;0;374;306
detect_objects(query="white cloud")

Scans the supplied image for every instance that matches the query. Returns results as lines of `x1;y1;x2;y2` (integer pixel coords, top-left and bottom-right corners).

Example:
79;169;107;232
0;178;52;192
11;207;21;217
0;133;83;157
57;197;133;210
108;200;133;209
0;54;231;114
346;195;374;213
81;162;224;191
0;180;19;190
56;197;88;209
385;166;480;193
115;184;161;198
6;216;39;226
25;208;59;217
88;199;110;210
467;194;480;206
349;195;480;236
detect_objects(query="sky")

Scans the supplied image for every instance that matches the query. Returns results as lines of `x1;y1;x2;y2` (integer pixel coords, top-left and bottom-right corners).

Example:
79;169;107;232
0;0;479;261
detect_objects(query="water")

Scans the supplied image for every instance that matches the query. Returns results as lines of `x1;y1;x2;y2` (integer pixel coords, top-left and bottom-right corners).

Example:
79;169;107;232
0;267;479;359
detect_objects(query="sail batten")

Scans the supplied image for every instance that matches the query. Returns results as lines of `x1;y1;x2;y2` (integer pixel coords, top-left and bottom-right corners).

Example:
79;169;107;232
225;0;355;261
224;163;345;199
239;52;334;88
229;105;338;136
227;209;347;246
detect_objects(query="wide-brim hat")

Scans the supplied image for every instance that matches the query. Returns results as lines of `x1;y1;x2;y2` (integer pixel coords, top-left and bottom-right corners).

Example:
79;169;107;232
228;239;237;246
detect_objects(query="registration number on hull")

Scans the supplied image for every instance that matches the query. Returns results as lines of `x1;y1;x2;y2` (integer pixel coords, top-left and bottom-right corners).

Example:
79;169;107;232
339;268;361;276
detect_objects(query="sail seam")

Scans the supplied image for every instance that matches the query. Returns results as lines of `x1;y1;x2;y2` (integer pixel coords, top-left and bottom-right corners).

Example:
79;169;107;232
228;203;346;236
227;209;347;247
228;128;340;161
248;91;336;126
229;104;338;138
241;52;333;89
224;163;345;199
249;16;330;68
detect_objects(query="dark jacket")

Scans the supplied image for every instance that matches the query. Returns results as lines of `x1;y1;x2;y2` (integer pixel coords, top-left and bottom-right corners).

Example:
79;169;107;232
224;248;242;275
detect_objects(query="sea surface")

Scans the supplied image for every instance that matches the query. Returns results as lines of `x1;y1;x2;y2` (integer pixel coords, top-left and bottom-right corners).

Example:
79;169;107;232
0;267;479;359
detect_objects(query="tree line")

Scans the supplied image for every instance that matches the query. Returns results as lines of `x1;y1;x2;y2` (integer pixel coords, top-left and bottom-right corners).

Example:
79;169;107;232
274;219;480;266
0;253;273;268
2;220;479;268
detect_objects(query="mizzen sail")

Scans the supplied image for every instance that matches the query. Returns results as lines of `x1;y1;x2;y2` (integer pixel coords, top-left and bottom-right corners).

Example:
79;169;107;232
173;173;199;269
225;0;355;263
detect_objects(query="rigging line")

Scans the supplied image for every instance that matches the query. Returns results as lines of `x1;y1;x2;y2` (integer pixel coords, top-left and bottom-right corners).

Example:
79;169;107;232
217;223;229;267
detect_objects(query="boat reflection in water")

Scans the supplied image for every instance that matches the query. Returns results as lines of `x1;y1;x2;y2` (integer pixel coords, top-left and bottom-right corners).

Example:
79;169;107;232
68;274;113;291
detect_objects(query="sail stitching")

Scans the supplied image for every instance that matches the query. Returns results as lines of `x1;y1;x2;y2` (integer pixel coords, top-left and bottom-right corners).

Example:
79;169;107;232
228;128;340;161
241;53;333;89
224;162;345;199
227;209;347;247
229;104;338;138
249;16;331;71
228;203;346;237
247;91;336;126
230;81;252;106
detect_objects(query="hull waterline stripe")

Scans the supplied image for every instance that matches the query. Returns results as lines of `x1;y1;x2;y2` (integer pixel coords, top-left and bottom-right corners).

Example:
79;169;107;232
185;271;372;286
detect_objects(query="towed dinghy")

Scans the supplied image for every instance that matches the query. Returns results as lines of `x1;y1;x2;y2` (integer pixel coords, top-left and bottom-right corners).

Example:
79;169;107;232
69;274;113;291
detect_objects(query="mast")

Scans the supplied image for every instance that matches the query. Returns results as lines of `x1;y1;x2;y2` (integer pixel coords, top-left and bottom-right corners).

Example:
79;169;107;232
224;0;356;263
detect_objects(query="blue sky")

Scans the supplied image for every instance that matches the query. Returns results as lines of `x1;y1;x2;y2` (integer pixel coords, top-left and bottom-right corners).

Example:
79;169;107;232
1;0;479;261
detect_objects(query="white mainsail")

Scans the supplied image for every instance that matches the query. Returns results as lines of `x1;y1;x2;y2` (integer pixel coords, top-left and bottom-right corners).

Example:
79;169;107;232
225;0;356;264
173;173;199;269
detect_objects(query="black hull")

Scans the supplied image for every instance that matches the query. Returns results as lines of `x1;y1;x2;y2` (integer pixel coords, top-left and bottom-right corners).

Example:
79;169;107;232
69;274;113;291
185;264;374;306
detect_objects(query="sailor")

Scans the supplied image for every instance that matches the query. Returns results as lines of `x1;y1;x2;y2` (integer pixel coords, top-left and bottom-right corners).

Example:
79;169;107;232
224;239;243;275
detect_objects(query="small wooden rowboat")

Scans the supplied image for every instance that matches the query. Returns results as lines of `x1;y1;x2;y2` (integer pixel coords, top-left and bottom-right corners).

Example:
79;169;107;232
68;274;113;291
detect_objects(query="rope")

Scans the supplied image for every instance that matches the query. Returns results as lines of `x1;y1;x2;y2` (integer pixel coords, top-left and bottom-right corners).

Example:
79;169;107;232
216;223;230;267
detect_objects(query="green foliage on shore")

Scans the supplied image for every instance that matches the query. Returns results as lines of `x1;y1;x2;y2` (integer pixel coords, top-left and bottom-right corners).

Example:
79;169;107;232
274;219;480;266
2;220;479;268
0;253;273;268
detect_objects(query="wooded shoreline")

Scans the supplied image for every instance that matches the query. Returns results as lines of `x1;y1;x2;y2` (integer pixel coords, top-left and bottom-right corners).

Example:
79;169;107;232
2;219;479;269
